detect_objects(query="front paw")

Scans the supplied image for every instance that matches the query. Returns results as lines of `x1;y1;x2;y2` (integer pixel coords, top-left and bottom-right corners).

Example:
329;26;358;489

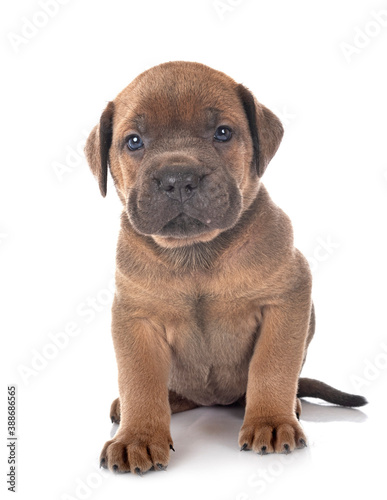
100;428;174;474
239;415;307;454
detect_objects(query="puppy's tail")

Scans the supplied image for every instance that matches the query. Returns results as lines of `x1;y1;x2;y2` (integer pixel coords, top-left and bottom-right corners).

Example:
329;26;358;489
297;378;368;407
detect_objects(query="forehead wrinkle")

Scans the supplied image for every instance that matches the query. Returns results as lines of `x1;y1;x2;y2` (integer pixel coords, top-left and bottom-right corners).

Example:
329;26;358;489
204;107;221;129
113;96;145;131
135;104;226;134
114;92;245;141
130;114;146;134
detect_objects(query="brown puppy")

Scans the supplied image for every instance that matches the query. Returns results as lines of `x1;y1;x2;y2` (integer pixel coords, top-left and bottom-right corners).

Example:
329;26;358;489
85;61;366;474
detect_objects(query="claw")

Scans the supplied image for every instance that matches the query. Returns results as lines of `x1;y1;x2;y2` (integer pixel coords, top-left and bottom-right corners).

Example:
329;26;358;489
170;445;175;452
156;463;167;471
100;458;107;469
299;438;307;448
258;446;267;456
283;444;291;454
112;464;119;473
134;467;143;476
240;443;248;451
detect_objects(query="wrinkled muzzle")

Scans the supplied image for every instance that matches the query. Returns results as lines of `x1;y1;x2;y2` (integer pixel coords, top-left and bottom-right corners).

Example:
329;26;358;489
128;160;242;238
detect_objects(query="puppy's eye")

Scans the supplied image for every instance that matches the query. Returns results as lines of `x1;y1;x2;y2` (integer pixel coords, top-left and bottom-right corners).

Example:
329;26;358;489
127;134;144;151
214;126;232;142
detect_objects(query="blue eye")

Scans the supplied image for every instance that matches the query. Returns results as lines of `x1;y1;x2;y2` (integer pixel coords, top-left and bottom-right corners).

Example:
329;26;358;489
127;134;144;151
214;126;232;142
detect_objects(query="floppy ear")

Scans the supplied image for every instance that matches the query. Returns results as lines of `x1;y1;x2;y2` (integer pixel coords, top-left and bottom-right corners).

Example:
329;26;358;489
84;101;114;197
237;84;283;177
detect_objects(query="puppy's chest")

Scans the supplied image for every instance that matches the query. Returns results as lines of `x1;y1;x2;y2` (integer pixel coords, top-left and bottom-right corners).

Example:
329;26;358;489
166;292;261;403
167;291;260;343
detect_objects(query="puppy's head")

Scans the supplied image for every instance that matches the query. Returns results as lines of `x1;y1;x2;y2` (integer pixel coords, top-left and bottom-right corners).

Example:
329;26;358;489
85;62;283;248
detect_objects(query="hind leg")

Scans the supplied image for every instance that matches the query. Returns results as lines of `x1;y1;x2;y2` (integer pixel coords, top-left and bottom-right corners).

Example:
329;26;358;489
110;397;121;424
168;390;200;413
295;303;315;420
301;303;315;369
109;391;199;424
295;398;302;420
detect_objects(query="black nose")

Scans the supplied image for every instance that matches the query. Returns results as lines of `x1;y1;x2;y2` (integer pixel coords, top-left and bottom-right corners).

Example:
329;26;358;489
156;169;200;203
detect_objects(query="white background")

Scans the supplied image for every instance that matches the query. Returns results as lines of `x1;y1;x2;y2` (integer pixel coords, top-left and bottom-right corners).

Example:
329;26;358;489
1;0;387;499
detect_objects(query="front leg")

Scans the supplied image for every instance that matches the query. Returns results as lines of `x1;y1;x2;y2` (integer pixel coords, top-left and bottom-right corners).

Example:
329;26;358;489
239;279;311;454
100;299;173;474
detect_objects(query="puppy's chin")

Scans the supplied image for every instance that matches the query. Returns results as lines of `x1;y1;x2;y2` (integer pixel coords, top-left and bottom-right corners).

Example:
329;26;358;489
152;229;221;248
147;213;222;248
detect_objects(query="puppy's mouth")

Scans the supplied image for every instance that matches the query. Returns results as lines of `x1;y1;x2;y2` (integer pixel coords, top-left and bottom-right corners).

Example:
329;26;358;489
157;213;210;238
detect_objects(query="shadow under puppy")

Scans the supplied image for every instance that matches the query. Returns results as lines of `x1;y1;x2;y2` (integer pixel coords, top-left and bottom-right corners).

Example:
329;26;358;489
84;61;367;475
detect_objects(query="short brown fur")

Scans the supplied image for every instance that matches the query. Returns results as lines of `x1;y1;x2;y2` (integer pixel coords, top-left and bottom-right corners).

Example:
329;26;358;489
85;62;366;474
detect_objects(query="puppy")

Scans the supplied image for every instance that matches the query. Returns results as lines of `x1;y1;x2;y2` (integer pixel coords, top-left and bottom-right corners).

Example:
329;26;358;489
85;61;367;474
